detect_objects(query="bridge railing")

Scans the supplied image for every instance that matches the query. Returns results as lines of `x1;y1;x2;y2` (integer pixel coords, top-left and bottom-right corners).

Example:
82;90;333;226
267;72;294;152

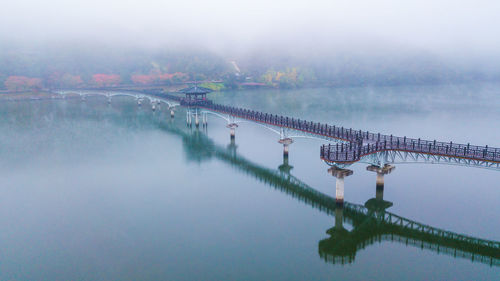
203;102;500;163
205;103;361;141
151;92;500;164
321;139;500;163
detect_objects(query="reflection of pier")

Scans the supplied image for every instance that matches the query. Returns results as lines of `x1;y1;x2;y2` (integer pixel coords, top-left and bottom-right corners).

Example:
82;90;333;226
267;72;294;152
156;119;500;267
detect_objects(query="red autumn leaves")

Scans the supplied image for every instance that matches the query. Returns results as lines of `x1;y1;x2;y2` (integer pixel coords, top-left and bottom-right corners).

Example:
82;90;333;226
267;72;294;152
92;74;121;87
131;72;188;85
3;71;190;92
4;76;43;92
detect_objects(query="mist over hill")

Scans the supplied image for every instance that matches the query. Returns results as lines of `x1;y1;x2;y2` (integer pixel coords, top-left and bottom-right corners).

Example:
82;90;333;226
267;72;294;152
1;0;499;90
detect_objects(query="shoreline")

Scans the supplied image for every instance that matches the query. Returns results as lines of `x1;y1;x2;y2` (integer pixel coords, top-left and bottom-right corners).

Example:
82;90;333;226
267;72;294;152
2;80;500;102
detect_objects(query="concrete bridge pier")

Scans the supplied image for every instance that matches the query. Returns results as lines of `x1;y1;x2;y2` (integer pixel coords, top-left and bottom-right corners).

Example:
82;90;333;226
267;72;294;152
227;123;238;141
170;109;175;118
152;102;156;111
365;164;395;211
278;138;294;159
137;99;142;106
328;167;353;206
366;164;395;195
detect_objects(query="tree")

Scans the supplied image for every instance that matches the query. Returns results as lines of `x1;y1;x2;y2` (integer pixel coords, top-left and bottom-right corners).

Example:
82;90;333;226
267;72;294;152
4;76;42;92
131;74;155;85
92;74;121;87
60;74;84;88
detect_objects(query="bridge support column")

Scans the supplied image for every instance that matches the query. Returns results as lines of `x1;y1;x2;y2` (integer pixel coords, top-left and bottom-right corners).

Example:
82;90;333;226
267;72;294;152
278;138;294;159
365;164;395;211
227;123;238;141
152;102;156;111
366;164;395;196
328;167;353;206
170;109;175;118
137;99;142;106
195;111;199;128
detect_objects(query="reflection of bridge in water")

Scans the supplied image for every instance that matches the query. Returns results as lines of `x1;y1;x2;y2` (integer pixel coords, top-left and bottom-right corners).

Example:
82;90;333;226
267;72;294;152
155;118;500;268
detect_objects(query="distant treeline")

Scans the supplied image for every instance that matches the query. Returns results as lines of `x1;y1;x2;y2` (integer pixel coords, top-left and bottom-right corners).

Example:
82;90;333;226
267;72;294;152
0;45;497;92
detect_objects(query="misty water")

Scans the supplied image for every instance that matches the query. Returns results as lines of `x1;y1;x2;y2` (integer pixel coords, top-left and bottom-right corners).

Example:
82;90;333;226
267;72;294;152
0;83;499;280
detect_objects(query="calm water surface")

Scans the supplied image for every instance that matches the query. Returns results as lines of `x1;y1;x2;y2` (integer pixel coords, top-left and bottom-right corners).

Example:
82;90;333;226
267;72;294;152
0;83;499;280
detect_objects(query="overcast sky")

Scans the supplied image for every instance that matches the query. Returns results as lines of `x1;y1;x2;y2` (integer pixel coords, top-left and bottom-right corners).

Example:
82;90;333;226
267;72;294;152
1;0;499;60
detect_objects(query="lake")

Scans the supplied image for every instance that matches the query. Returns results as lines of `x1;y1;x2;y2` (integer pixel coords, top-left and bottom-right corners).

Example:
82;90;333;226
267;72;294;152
0;83;499;280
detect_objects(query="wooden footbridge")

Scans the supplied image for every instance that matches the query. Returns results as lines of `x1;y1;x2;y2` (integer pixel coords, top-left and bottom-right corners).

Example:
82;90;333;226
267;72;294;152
149;89;500;171
56;88;500;171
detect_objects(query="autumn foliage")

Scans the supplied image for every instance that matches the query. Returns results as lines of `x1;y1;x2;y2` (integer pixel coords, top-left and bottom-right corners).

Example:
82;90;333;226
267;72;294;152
92;74;121;87
131;72;188;85
4;76;43;92
59;74;84;87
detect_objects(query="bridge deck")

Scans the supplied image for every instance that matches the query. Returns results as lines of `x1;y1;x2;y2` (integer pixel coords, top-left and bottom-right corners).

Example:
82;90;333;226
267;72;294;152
153;92;500;166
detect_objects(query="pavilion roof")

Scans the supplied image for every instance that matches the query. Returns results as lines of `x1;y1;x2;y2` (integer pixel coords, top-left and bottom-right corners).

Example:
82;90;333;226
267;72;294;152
178;85;213;94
